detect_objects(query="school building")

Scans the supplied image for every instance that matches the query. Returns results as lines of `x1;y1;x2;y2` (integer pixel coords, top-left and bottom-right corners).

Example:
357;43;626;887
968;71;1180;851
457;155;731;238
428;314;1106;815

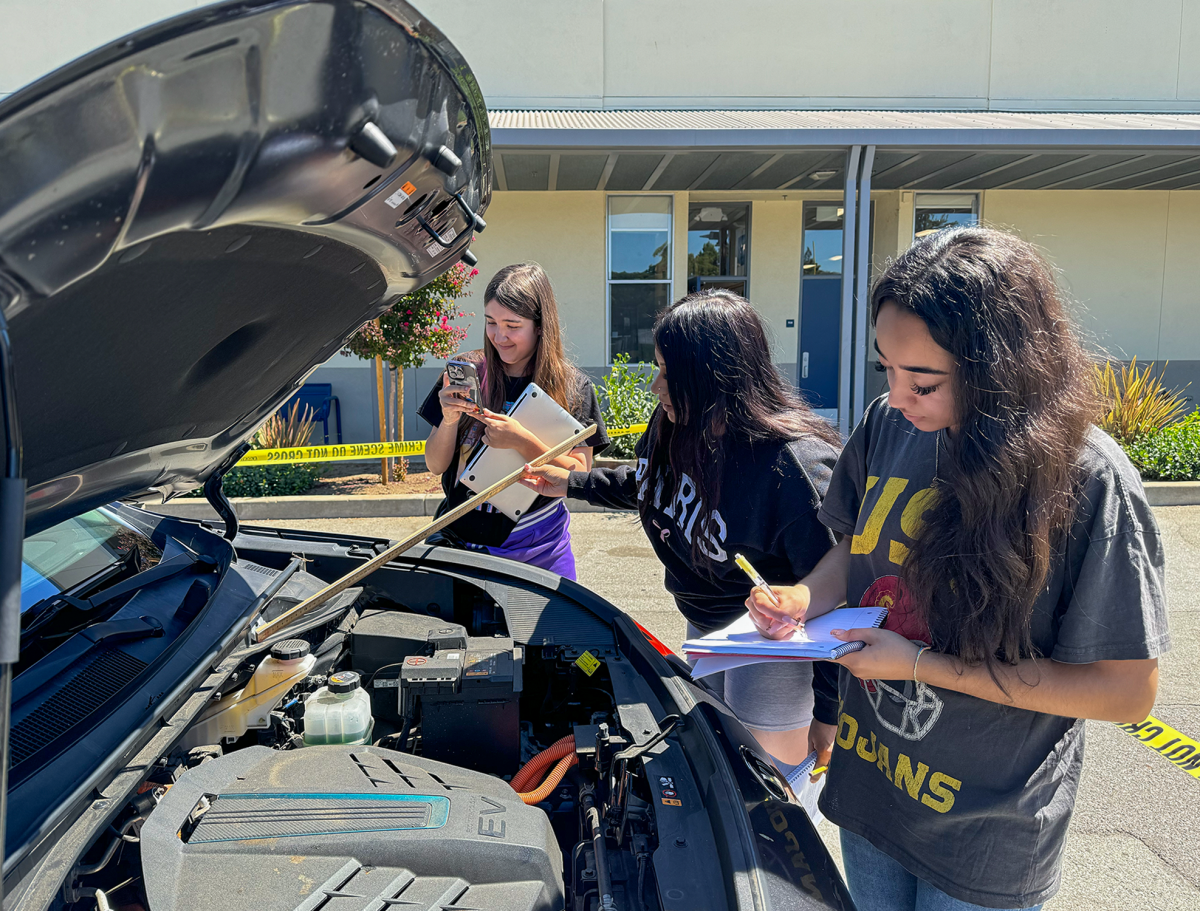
6;0;1200;440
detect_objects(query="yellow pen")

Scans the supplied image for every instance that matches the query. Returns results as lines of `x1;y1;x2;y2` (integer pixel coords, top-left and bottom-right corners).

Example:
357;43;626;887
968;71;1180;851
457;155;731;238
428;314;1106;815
734;553;799;630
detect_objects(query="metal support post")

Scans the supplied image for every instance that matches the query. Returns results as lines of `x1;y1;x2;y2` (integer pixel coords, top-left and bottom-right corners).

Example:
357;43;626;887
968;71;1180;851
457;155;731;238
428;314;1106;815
852;145;876;426
838;146;861;439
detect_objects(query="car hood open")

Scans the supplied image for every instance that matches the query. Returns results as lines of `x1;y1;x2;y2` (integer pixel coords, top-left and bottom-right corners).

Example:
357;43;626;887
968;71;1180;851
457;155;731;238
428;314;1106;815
0;0;491;535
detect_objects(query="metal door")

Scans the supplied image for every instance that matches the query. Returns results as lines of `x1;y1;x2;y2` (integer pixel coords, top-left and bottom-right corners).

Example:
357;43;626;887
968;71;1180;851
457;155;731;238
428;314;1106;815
797;203;845;411
798;278;841;409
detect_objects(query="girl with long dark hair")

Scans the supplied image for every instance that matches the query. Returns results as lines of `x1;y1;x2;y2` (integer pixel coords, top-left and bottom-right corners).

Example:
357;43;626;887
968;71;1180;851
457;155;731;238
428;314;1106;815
420;262;609;579
524;289;842;774
748;227;1169;910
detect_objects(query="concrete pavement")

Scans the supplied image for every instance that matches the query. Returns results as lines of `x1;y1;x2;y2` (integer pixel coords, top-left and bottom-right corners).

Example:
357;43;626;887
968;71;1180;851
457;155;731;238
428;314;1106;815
250;506;1200;910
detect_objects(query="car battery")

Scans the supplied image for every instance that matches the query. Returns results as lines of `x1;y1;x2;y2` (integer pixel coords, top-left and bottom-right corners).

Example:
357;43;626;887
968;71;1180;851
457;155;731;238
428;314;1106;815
404;637;523;775
351;610;467;723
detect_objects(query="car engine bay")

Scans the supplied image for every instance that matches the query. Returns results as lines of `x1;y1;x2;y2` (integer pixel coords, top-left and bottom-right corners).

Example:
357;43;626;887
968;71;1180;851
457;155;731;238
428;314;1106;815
55;553;688;911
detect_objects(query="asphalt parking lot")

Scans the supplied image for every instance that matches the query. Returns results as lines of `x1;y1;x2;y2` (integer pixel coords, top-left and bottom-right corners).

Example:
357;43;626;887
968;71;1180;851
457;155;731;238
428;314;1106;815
257;506;1200;910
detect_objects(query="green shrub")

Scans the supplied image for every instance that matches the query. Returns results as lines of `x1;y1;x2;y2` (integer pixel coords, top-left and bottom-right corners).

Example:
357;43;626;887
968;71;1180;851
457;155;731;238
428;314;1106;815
220;463;323;497
599;354;658;459
1095;358;1190;446
1123;411;1200;481
182;462;322;498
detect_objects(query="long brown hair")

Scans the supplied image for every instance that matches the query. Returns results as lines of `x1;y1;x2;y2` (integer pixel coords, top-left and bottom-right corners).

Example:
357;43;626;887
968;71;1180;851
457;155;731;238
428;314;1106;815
645;289;842;570
464;262;579;413
872;226;1098;678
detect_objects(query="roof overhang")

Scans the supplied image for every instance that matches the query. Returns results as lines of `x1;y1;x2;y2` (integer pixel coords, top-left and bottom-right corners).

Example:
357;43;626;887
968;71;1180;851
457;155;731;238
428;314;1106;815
489;109;1200;192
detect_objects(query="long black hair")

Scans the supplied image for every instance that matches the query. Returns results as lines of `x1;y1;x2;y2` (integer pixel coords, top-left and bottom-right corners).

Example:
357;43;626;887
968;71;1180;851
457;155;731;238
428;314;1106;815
644;289;841;568
872;226;1098;678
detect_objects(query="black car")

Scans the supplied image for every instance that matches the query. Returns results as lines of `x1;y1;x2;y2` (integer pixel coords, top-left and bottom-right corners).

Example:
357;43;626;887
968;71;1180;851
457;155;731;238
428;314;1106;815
0;3;854;909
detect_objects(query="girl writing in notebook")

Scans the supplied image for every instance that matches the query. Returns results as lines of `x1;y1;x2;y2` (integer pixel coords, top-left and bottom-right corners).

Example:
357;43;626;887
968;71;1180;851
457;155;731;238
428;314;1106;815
420;262;609;579
748;227;1168;911
522;289;841;781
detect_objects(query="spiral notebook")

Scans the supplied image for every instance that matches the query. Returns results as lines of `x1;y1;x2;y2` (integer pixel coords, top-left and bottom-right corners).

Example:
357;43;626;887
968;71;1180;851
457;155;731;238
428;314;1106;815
684;607;889;679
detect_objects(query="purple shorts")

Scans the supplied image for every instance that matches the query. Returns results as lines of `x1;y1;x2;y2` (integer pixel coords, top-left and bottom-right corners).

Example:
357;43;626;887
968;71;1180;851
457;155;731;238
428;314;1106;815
465;501;576;579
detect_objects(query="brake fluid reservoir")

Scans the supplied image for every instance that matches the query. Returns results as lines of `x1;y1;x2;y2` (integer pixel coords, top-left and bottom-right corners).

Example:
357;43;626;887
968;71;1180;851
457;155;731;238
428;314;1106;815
183;639;316;748
302;671;373;746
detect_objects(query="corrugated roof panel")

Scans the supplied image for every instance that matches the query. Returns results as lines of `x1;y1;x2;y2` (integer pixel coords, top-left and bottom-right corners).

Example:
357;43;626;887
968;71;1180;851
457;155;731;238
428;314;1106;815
490;109;1200;133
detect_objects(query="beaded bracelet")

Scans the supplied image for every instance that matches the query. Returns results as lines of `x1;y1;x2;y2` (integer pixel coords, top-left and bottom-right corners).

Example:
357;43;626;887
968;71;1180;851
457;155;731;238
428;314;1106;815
912;645;930;682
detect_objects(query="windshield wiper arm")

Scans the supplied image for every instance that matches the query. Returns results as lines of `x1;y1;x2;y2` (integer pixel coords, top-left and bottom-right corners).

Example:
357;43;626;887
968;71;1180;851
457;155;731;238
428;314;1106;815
20;551;217;643
53;552;215;613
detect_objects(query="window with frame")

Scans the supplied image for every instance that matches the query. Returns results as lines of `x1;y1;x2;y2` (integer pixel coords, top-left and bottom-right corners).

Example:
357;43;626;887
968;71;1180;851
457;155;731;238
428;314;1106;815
687;203;749;296
914;193;979;239
802;204;845;276
608;196;672;364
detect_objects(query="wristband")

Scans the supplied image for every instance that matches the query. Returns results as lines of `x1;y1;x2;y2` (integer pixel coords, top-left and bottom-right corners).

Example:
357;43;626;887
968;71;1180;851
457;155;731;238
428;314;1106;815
912;645;930;682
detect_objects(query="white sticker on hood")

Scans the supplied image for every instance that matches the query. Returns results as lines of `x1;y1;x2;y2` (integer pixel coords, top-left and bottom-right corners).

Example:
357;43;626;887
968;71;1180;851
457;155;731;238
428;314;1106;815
425;226;457;257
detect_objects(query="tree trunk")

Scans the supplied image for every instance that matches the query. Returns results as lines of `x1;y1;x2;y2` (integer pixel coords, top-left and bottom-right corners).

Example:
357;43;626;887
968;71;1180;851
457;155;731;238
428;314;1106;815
374;341;388;485
397;367;405;454
389;366;399;480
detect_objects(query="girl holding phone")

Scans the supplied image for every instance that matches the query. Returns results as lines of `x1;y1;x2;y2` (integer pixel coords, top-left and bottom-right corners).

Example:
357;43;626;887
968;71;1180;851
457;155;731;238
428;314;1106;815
523;289;842;776
748;227;1169;910
420;262;609;579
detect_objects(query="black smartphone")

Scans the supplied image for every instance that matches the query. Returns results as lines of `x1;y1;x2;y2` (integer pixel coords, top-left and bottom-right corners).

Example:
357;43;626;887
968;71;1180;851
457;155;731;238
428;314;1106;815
445;359;482;409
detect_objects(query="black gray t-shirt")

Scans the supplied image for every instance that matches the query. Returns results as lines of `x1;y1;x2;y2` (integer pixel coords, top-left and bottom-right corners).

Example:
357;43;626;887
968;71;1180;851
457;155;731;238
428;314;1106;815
419;369;609;547
816;396;1169;909
569;422;839;631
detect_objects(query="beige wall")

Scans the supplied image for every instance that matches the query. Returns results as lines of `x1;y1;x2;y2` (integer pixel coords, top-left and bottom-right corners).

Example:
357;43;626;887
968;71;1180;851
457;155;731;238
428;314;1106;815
467;188;1200;371
415;0;1200;112
982;191;1184;360
0;0;203;96
8;0;1200;111
469;192;608;367
746;201;803;362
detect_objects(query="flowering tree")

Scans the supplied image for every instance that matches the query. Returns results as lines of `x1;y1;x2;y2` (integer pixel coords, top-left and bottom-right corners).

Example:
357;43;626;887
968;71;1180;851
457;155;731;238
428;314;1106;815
343;262;476;368
342;262;477;481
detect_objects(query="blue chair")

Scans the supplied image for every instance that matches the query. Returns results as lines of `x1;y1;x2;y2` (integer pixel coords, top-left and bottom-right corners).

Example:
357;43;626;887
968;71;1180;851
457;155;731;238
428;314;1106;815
281;382;342;444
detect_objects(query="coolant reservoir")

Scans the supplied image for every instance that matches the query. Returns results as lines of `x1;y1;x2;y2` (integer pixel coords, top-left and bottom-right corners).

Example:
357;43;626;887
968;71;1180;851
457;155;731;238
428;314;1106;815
302;671;373;746
183;640;316;748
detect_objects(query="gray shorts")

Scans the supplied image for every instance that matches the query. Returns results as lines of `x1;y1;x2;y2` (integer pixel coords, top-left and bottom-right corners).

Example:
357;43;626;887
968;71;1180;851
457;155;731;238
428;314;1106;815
686;622;816;733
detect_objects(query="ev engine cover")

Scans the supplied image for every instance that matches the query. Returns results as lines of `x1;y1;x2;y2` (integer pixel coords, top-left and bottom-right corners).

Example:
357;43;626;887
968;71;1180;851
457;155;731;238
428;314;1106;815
140;746;564;911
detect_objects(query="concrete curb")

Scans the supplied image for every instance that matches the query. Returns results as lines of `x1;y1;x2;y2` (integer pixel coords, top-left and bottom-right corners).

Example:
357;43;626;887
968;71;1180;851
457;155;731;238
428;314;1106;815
1143;481;1200;507
147;494;623;521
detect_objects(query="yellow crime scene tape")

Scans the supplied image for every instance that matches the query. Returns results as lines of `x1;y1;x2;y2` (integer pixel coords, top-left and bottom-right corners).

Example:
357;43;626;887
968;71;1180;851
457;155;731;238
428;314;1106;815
1117;715;1200;779
236;423;648;466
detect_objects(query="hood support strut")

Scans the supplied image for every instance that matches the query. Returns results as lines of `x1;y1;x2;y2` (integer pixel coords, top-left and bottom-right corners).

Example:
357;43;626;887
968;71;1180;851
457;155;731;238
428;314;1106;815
0;303;27;895
204;442;251;543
